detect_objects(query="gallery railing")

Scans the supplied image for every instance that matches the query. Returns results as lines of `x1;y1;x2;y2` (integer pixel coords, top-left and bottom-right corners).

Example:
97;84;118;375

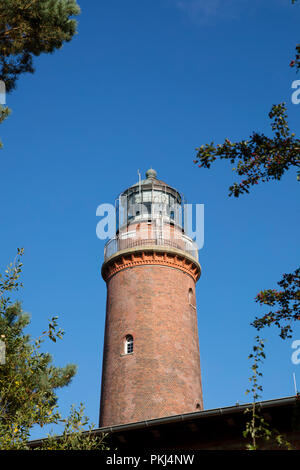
104;233;198;261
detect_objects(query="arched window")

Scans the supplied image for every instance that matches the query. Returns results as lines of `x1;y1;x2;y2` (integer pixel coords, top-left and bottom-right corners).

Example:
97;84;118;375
125;335;134;354
188;288;194;305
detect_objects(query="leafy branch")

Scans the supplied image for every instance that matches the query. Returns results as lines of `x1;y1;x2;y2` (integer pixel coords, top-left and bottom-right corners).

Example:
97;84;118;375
0;249;77;449
252;268;300;340
291;0;300;70
244;336;293;450
0;104;10;148
37;403;108;450
194;103;300;198
0;0;81;92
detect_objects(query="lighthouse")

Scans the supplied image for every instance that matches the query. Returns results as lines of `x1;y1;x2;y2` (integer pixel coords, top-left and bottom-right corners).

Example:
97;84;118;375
99;169;203;427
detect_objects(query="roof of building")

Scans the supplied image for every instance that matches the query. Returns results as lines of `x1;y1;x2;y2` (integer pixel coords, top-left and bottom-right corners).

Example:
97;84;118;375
29;395;300;450
120;169;183;203
130;168;169;189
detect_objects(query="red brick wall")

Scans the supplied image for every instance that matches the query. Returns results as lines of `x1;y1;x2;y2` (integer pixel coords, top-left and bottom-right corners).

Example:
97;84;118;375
99;263;203;427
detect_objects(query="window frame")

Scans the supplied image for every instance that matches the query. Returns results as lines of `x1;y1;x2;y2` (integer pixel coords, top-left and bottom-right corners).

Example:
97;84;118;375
125;334;134;355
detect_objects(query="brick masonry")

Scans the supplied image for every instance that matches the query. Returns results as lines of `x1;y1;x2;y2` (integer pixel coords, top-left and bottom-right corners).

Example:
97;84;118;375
99;254;203;427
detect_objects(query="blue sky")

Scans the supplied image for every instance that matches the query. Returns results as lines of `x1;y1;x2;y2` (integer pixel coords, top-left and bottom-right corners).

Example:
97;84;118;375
0;0;299;439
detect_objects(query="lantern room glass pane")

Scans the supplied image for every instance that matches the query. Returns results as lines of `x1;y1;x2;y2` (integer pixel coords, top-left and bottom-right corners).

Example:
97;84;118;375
142;190;152;202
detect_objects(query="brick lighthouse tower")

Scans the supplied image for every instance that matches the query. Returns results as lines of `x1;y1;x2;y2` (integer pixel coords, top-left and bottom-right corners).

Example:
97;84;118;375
99;169;203;427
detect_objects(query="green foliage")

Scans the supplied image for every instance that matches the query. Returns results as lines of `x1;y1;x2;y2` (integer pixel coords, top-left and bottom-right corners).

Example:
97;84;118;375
0;0;81;92
0;82;11;151
37;403;108;450
194;0;300;197
290;42;300;70
246;336;265;402
244;406;293;451
244;337;293;450
0;104;10;126
194;103;300;197
291;0;300;70
0;248;77;449
0;249;109;450
193;0;299;449
0;0;80;147
252;268;300;339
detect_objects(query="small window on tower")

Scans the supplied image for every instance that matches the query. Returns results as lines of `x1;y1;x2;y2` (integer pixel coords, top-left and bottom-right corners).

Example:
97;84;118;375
125;335;134;354
189;288;195;307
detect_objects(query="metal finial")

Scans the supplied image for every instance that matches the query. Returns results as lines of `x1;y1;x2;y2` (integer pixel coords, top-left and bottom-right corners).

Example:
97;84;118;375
145;168;157;179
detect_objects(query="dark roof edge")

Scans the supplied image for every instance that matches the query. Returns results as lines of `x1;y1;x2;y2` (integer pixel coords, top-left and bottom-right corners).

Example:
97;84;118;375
28;395;300;447
95;395;300;435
